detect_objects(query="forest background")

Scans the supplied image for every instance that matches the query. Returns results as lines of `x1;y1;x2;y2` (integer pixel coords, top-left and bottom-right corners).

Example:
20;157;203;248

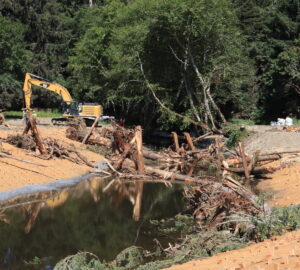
0;0;299;131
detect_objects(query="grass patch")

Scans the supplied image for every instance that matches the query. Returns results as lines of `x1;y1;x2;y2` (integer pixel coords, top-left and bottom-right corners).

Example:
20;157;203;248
228;118;255;125
5;110;61;119
292;118;300;126
223;124;250;147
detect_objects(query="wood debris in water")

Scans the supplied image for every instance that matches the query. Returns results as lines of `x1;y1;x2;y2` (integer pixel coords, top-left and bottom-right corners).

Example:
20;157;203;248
65;119;282;226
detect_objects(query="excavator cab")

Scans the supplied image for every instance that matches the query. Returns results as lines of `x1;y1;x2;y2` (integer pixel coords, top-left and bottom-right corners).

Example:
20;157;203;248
62;101;79;117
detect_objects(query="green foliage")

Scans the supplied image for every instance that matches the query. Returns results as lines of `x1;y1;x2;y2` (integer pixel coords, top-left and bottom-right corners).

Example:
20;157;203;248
0;0;80;110
54;225;248;270
25;256;42;266
54;252;106;270
53;203;300;270
253;206;300;240
0;0;298;127
0;16;30;110
228;118;256;125
4;110;61;119
234;0;300;122
69;0;254;128
223;124;250;147
114;246;145;269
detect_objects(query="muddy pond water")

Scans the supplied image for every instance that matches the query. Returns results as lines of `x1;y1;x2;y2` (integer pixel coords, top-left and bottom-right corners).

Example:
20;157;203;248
0;176;186;270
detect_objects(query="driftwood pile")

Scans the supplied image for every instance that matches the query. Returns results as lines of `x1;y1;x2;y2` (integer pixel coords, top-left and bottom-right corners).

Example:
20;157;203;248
67;119;282;180
66;118;113;147
4;114;94;167
184;177;261;229
64;119;283;228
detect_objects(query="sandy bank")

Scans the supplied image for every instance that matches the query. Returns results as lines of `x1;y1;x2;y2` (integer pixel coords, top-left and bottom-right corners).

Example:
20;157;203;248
0;126;103;192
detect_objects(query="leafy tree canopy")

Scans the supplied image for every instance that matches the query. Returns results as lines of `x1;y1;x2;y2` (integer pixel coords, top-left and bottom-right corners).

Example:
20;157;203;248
0;15;30;109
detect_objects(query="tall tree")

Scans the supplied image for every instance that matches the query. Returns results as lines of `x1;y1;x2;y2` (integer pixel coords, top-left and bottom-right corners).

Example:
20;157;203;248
69;0;254;130
0;16;30;109
234;0;300;121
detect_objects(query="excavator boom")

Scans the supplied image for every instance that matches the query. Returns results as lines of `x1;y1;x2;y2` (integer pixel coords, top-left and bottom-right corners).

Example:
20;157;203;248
23;73;73;110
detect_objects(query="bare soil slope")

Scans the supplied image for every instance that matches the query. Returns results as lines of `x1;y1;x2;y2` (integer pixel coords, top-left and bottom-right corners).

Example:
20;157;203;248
0;121;103;192
166;230;300;270
245;130;300;155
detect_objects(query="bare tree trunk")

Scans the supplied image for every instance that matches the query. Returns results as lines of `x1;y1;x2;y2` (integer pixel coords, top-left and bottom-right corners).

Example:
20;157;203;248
89;0;93;7
182;55;202;122
139;57;211;132
203;85;216;128
206;86;227;124
187;47;216;129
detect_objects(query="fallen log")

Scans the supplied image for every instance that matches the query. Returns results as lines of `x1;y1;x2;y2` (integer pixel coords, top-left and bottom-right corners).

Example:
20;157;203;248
82;115;101;144
144;166;216;183
87;136;112;147
224;166;275;174
143;149;167;161
68;148;95;168
192;132;213;143
144;166;261;213
226;154;281;166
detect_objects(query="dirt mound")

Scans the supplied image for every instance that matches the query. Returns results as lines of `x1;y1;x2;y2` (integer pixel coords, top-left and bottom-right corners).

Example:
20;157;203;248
66;118;87;141
245;131;300;155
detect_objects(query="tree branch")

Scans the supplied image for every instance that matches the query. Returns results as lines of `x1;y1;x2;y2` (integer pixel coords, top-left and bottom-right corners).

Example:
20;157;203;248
138;56;211;131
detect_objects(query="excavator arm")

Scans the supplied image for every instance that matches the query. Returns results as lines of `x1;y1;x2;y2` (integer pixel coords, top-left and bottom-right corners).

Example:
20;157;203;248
23;73;73;110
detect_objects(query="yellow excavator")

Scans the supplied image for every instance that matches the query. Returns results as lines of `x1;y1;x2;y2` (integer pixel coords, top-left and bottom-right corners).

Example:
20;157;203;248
22;73;103;125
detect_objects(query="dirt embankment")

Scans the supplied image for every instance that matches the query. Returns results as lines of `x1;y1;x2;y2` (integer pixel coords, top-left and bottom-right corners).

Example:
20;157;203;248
166;127;300;270
0;120;103;192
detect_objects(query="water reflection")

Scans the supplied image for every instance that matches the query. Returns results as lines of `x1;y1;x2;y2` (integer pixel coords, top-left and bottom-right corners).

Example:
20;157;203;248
0;177;185;269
